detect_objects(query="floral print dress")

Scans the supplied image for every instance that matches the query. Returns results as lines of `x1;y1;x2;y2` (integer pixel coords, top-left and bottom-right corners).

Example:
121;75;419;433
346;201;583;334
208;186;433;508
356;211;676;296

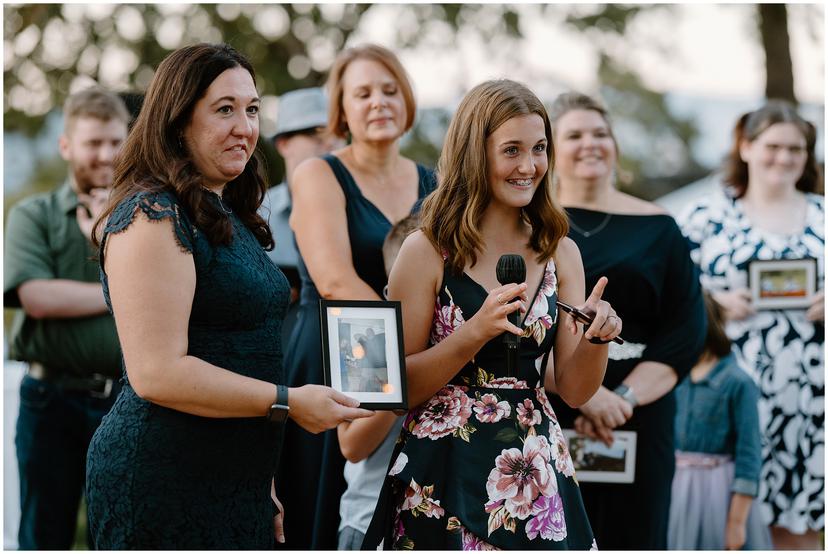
363;258;597;550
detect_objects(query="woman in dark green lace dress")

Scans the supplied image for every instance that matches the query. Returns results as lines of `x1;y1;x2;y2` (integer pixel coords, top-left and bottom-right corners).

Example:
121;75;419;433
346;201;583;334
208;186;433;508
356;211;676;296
85;43;371;549
363;80;622;550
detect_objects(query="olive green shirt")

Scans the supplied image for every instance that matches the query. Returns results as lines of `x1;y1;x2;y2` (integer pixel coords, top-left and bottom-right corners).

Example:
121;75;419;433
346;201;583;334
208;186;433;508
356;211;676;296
4;181;121;378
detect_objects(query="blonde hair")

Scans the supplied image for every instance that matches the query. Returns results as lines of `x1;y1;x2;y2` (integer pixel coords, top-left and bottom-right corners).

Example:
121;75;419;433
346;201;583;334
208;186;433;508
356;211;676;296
325;44;416;139
421;79;569;275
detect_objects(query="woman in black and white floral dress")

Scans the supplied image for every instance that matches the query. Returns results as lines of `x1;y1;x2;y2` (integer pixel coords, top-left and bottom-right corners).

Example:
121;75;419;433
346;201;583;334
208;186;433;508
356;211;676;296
680;101;824;550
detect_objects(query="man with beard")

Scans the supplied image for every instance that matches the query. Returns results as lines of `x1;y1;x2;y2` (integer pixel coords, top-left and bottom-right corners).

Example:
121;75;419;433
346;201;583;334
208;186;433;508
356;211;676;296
4;87;129;549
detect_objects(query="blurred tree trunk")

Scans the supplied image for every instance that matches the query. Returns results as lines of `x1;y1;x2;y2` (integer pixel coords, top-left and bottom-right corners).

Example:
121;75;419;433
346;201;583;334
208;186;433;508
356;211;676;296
758;4;797;104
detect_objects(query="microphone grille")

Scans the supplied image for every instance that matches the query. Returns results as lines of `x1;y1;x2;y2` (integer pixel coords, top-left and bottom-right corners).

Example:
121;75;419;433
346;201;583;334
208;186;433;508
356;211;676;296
496;254;526;285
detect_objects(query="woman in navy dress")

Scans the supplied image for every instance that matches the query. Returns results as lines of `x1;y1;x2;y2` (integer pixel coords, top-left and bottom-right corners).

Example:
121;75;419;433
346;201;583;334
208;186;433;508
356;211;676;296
363;79;622;550
275;44;436;549
85;43;371;549
545;92;706;549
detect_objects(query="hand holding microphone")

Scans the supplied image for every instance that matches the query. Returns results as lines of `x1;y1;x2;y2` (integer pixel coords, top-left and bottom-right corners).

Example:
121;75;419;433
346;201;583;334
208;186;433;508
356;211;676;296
496;255;527;376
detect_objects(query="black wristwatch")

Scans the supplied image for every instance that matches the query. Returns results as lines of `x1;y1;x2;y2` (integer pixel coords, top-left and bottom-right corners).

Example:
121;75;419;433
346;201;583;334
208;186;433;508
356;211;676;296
613;383;638;408
266;385;290;424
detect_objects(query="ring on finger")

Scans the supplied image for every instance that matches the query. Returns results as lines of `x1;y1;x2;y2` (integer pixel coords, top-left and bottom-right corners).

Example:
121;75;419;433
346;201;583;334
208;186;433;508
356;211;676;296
496;294;506;305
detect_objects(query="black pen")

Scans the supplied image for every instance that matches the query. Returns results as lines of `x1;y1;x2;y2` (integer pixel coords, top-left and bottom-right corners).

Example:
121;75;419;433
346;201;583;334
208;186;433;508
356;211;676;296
556;300;625;345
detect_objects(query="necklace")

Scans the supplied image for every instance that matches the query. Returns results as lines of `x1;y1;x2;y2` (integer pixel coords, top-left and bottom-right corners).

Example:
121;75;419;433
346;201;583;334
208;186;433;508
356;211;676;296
568;213;612;238
203;187;232;214
215;195;232;215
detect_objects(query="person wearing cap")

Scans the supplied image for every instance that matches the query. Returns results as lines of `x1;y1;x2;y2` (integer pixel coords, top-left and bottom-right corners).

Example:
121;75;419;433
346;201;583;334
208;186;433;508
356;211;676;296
259;87;342;344
3;87;129;549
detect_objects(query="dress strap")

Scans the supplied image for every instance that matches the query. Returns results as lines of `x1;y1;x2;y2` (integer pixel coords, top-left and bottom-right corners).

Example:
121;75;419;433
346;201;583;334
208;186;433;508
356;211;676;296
321;154;360;198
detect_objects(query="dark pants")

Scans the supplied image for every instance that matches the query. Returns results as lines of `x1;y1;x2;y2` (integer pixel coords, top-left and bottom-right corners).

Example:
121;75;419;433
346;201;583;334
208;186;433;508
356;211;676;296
15;374;119;550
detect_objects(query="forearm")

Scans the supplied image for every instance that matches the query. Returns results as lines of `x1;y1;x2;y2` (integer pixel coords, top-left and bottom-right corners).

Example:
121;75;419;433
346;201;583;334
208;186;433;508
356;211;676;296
316;272;383;301
552;340;608;407
406;323;487;406
621;361;678;406
338;411;399;463
130;354;277;418
727;493;753;526
18;279;108;319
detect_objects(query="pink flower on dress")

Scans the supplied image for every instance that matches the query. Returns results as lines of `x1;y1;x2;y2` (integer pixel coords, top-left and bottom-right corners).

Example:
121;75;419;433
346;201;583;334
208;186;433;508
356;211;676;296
551;423;576;478
535;387;558;421
485;435;557;520
516;398;542;428
431;289;465;344
412;386;473;440
525;494;567;542
523;261;557;330
389;453;408;476
461;526;501;550
473;394;511;423
401;478;445;519
488;377;529;389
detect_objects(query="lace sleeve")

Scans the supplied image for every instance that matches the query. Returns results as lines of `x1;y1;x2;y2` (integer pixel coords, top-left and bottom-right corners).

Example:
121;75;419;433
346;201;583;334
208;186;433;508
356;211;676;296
102;189;196;258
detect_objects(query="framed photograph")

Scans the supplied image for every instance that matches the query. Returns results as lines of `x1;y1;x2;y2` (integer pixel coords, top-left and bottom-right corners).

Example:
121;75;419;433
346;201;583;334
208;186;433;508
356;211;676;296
747;258;817;310
319;300;407;410
562;429;637;483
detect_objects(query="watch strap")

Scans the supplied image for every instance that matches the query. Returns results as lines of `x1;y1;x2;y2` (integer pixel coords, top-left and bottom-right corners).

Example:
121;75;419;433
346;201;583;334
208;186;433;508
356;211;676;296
614;383;638;407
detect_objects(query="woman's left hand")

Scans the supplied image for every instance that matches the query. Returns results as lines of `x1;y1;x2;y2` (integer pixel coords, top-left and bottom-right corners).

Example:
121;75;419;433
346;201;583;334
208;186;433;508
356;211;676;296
806;290;824;323
566;276;622;342
271;479;285;544
578;385;633;430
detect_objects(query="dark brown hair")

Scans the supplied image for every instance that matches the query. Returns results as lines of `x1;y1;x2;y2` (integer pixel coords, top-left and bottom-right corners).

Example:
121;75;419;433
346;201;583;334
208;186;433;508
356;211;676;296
63;86;131;136
420;79;568;275
702;291;732;359
94;43;273;250
325;44;416;139
723;100;821;198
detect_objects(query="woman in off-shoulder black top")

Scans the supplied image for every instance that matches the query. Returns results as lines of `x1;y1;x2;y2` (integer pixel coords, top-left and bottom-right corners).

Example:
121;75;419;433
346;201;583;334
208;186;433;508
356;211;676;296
546;93;706;549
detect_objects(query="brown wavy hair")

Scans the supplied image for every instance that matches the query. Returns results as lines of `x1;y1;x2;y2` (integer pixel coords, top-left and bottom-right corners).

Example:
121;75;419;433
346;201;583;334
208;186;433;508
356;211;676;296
325;44;416;139
723;100;821;198
702;291;731;359
421;79;569;275
93;43;273;250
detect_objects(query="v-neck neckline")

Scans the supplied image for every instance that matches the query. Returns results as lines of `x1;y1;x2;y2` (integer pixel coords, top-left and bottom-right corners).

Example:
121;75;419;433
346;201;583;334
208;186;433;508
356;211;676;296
334;155;424;226
462;260;550;328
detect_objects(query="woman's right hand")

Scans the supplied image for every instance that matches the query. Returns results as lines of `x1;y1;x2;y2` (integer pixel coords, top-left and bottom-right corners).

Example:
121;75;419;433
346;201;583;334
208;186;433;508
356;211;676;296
712;288;755;321
289;385;374;434
467;283;528;342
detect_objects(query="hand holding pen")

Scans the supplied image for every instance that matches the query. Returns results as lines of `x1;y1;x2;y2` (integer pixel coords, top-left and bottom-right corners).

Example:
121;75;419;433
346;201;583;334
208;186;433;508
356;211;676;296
556;277;624;345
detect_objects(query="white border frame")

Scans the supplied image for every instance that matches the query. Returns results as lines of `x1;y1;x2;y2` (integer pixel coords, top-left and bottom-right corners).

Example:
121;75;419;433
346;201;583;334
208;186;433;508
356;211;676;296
323;304;405;407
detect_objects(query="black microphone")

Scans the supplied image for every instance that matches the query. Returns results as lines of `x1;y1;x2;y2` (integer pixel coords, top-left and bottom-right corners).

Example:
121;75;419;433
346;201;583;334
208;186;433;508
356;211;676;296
496;254;526;377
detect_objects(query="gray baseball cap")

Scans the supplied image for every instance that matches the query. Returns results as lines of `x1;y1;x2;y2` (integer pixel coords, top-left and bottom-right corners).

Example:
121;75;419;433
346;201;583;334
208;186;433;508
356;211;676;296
271;87;329;140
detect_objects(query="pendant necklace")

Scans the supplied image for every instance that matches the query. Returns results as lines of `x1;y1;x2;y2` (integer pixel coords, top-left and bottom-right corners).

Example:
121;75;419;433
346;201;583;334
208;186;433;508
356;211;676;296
215;195;232;215
203;187;232;214
569;213;612;238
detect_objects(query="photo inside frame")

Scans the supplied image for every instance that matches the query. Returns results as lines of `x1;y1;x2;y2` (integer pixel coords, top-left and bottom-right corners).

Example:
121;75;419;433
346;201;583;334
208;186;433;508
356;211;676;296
748;259;817;310
562;429;637;483
336;317;390;394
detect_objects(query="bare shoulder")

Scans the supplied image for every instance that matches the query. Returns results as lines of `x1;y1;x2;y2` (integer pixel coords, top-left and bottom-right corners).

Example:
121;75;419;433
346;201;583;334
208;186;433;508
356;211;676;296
554;236;583;266
291;157;339;191
614;192;668;215
398;230;442;266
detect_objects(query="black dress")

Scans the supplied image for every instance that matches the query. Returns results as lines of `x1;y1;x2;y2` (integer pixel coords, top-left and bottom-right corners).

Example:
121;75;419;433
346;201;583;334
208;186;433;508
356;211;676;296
275;154;436;549
548;208;706;549
86;189;290;549
363;256;597;549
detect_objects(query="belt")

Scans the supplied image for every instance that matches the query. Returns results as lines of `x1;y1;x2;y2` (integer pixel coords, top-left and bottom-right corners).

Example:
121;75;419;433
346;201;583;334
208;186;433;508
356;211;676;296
675;452;732;469
27;362;116;399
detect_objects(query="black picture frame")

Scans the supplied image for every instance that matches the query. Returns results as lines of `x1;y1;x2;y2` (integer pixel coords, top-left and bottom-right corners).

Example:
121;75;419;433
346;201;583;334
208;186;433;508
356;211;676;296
747;258;818;310
319;299;408;410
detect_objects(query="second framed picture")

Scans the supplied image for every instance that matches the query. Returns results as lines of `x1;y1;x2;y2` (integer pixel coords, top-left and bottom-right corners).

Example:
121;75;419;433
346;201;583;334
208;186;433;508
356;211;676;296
747;258;817;310
319;299;408;410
